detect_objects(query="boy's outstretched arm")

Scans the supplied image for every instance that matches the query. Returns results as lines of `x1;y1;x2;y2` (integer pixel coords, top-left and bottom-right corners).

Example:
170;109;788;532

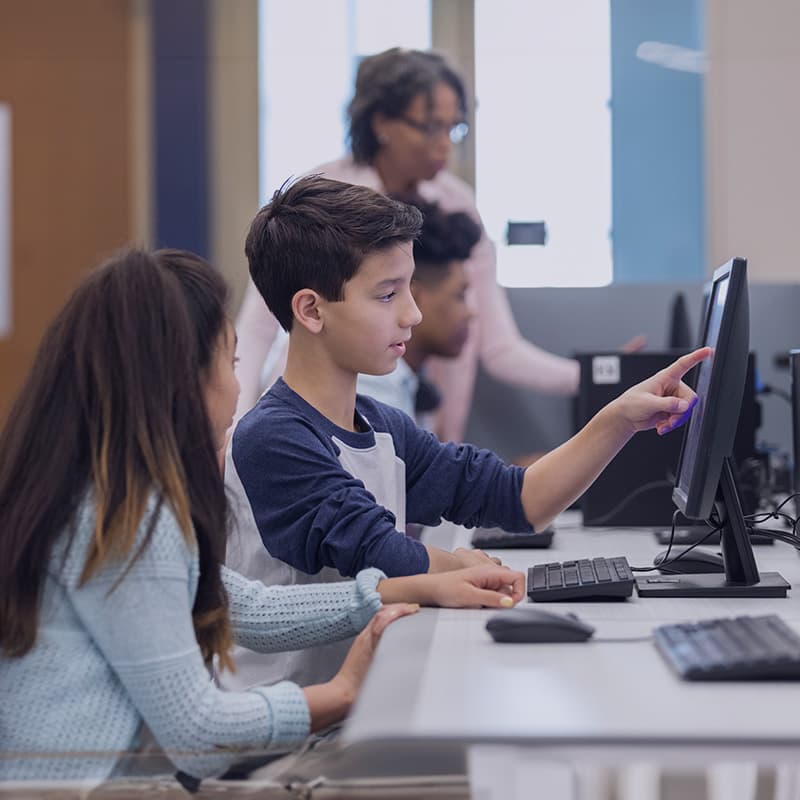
425;544;500;572
519;347;711;531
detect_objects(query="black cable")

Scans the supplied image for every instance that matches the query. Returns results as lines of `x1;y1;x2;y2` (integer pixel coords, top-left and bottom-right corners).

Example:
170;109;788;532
630;511;724;573
591;635;655;644
632;529;724;573
740;526;800;551
750;511;797;537
761;491;800;516
654;509;687;565
633;496;800;570
745;492;800;540
760;383;792;404
586;479;673;526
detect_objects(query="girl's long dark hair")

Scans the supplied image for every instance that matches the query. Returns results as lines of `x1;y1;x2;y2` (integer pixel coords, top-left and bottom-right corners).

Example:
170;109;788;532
0;248;234;669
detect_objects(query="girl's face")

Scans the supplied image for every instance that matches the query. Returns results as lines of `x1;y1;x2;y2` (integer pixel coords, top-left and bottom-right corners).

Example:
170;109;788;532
203;321;240;451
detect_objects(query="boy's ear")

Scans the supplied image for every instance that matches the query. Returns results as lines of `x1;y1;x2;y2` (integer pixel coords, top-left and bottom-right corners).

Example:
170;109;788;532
291;289;324;334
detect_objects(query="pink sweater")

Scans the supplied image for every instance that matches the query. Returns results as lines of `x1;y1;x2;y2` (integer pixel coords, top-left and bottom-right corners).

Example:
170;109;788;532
235;156;579;442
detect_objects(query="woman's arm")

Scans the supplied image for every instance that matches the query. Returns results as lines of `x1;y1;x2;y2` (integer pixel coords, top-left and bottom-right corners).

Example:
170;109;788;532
468;236;580;393
424;215;578;443
233;280;282;423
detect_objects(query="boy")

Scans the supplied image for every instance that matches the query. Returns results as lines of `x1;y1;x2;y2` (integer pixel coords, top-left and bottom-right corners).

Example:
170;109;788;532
227;175;706;687
356;197;479;428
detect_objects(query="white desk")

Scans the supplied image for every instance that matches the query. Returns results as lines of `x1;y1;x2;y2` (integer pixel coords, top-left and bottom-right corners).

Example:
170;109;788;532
343;516;800;767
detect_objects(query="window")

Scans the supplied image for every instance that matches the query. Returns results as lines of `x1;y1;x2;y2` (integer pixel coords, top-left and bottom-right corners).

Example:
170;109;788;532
258;0;431;203
474;0;612;287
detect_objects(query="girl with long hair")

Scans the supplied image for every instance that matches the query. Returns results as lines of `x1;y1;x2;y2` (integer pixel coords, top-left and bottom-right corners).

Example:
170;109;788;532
0;248;525;781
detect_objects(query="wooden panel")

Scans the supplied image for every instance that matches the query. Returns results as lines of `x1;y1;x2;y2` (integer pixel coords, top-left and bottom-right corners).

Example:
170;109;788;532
0;0;131;420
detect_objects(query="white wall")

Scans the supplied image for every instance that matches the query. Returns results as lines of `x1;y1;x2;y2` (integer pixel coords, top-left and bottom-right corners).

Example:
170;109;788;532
206;1;800;296
706;0;800;281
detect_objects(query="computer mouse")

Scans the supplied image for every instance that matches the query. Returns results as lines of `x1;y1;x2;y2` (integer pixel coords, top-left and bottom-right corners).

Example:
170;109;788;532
653;549;725;574
486;607;595;643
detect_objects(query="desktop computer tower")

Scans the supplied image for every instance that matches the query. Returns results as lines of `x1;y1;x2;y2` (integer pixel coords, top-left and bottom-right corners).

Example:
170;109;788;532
576;351;758;527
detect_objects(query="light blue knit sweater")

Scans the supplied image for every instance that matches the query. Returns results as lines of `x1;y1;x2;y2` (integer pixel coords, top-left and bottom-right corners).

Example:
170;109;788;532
0;495;384;780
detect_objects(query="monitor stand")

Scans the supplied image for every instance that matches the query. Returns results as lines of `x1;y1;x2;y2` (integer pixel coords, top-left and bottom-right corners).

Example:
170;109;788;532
637;459;790;598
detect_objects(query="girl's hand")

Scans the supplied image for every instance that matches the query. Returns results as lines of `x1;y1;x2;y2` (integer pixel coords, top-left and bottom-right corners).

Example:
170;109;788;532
305;603;418;731
330;603;420;706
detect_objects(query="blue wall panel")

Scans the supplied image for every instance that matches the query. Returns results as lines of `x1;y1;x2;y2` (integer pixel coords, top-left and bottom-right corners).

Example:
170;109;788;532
611;0;705;281
153;0;209;257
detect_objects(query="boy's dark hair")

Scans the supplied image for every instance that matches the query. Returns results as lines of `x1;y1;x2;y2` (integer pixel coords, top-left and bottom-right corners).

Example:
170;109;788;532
348;48;468;164
393;196;481;287
246;175;423;331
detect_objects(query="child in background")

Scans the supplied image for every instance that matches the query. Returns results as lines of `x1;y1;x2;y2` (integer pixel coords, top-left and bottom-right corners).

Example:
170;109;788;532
356;196;480;429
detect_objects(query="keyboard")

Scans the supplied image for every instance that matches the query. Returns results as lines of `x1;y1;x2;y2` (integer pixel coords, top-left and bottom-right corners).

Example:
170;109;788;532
527;556;634;601
472;527;554;550
655;614;800;681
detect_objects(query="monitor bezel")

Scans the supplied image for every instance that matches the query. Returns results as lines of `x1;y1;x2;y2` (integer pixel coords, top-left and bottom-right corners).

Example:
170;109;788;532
791;349;800;519
638;256;789;597
672;257;749;520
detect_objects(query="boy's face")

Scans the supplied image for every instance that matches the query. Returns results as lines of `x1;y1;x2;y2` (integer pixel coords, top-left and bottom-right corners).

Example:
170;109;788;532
319;242;422;376
411;261;473;360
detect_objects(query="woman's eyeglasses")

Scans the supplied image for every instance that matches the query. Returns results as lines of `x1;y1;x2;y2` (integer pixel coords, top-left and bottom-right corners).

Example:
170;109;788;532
397;117;470;144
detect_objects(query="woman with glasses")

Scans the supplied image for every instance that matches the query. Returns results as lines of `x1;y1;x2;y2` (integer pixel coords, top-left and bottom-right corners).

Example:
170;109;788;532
235;47;583;443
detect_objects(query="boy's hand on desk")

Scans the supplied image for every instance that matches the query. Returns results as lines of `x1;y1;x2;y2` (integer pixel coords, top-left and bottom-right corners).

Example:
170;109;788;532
429;564;526;609
612;347;711;437
453;546;502;568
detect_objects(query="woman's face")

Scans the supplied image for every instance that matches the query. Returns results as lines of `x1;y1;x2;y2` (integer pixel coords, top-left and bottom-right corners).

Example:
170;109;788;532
202;321;240;452
373;81;463;184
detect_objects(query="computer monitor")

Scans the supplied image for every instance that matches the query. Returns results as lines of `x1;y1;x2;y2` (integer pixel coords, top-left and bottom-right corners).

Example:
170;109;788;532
637;258;789;598
696;281;712;347
791;349;800;518
666;291;692;350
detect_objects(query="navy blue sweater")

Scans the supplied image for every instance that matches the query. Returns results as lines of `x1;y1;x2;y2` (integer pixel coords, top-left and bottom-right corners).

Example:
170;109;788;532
232;379;532;578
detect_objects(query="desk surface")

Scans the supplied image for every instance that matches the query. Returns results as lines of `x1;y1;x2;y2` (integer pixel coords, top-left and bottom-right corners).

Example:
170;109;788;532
343;515;800;760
